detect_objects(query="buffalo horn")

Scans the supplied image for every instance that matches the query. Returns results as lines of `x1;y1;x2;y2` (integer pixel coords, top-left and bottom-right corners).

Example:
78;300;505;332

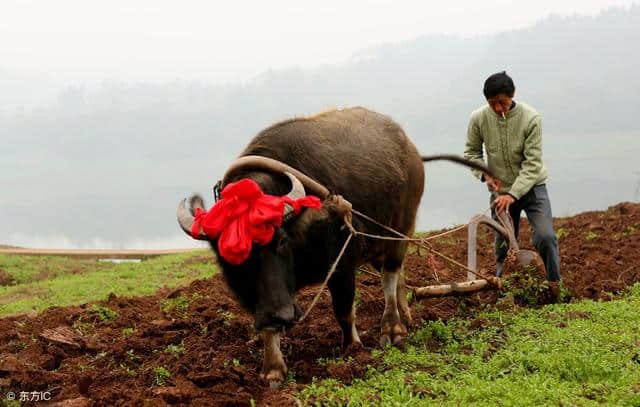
177;195;208;240
222;155;329;198
283;172;306;221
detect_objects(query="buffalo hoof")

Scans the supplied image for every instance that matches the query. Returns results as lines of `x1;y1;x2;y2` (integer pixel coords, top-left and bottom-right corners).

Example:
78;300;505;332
260;364;287;388
379;322;406;348
379;333;404;348
260;369;286;389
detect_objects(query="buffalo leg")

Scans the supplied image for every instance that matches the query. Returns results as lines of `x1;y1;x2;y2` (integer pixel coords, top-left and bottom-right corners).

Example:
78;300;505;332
396;265;412;327
328;269;362;349
379;267;407;347
260;330;287;388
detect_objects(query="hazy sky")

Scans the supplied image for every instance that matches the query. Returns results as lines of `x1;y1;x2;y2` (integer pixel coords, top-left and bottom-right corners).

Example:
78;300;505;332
1;0;635;86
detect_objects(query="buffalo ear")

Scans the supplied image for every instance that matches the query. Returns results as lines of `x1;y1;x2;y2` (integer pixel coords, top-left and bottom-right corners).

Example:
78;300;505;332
286;195;350;242
287;205;330;242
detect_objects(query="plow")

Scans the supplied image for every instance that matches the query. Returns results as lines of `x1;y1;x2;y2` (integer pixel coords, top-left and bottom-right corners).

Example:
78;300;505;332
412;210;544;298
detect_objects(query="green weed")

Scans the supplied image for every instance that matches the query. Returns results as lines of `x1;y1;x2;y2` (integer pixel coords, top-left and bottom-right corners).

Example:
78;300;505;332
163;341;185;355
89;304;117;322
555;227;569;240
502;265;549;306
161;295;191;318
585;231;599;240
218;309;236;326
120;362;137;377
436;238;458;245
354;289;362;308
153;366;171;386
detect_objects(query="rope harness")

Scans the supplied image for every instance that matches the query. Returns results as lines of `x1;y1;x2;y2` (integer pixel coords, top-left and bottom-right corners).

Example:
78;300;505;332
297;194;497;323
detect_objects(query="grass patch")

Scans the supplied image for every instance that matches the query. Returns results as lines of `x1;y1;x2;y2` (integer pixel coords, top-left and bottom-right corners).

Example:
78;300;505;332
0;250;217;316
299;283;640;406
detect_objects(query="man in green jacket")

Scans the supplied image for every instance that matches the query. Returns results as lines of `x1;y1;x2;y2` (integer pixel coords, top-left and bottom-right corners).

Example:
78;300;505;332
464;71;561;281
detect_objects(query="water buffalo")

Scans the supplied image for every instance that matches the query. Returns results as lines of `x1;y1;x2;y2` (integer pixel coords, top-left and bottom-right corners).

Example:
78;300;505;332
177;107;490;386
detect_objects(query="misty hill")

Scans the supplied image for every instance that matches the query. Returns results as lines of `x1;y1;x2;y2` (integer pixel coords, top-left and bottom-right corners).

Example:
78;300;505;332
2;6;639;247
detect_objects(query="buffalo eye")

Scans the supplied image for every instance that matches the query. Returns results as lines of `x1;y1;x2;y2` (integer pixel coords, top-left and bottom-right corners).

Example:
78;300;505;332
274;230;290;255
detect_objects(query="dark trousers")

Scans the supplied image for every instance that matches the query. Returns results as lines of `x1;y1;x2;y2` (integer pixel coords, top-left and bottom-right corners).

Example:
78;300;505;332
490;184;561;281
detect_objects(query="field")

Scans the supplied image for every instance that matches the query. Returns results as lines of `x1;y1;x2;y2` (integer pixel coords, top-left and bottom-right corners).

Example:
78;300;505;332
0;202;639;406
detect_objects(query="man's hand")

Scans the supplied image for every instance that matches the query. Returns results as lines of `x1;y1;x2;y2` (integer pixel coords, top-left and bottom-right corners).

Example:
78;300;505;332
493;194;516;213
485;174;502;192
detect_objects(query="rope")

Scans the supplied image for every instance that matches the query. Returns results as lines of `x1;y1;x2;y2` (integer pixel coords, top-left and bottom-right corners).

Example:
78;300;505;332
350;208;494;281
297;223;354;323
297;204;495;321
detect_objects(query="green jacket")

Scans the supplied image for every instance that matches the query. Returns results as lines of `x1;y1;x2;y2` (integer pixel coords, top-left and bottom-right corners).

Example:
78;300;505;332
464;101;548;199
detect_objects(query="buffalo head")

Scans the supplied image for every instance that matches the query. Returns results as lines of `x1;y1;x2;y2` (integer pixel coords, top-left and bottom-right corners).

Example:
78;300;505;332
177;171;311;331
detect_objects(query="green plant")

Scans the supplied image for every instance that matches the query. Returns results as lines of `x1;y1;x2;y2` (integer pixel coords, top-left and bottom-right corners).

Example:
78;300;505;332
126;349;137;360
585;231;599;240
217;309;236;326
153;366;171;386
120;362;137;377
354;289;363;308
285;369;296;384
436;238;458;245
122;327;135;337
556;228;569;240
502;268;549;306
73;318;94;336
405;289;414;304
163;341;185;355
14;341;27;351
556;283;573;303
317;356;354;366
161;295;191;318
89;304;117;321
410;319;453;346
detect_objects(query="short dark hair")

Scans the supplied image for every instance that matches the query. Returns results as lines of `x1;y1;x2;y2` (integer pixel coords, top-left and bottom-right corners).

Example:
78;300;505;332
483;71;515;99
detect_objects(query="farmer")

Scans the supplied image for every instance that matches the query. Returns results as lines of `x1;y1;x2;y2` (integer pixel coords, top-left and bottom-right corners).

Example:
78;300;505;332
464;71;561;282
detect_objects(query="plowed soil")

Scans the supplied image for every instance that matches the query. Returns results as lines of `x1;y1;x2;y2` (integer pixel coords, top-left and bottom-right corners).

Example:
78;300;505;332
1;202;638;406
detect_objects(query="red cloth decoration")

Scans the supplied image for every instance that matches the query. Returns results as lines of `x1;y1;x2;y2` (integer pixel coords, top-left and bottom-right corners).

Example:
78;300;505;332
191;178;322;265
